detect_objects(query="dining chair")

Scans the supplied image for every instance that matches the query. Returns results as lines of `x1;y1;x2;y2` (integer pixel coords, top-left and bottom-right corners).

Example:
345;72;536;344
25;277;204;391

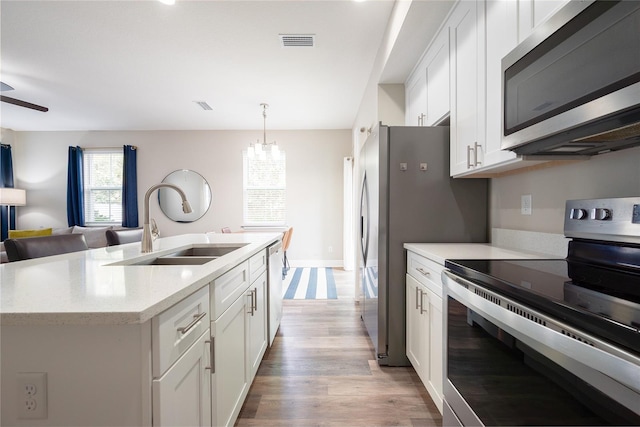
282;227;293;277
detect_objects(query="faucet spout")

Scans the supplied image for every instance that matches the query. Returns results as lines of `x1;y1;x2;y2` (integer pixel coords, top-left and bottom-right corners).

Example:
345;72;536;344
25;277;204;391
142;183;193;253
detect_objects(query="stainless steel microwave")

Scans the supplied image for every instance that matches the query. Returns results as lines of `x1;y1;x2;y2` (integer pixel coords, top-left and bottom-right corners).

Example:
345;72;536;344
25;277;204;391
501;0;640;157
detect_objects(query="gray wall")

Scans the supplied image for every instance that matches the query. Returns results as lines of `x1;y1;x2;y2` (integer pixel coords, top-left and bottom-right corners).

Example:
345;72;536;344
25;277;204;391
490;146;640;234
6;128;351;266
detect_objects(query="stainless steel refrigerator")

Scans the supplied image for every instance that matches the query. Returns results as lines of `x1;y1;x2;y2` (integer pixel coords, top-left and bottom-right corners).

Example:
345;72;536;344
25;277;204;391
358;123;487;366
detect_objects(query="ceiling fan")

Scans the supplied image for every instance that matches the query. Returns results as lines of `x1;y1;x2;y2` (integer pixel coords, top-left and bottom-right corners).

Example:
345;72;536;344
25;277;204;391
0;82;49;112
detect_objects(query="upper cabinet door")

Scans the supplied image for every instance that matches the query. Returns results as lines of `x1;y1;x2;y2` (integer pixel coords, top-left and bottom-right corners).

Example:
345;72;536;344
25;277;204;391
482;0;519;168
405;25;450;127
425;30;450;126
405;70;427;126
518;0;571;42
449;0;484;176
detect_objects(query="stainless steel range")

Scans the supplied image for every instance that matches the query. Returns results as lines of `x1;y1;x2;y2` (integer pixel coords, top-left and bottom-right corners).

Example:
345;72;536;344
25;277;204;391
441;197;640;426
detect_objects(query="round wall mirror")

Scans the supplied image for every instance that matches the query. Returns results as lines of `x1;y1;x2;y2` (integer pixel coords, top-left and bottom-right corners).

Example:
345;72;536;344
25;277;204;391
159;169;212;222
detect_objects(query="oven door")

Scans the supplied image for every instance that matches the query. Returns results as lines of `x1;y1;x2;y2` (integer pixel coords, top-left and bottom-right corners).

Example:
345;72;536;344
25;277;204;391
442;270;640;427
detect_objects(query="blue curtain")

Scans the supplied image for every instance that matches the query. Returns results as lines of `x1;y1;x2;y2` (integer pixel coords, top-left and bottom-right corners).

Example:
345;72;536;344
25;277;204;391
1;143;16;241
67;146;85;226
122;145;139;227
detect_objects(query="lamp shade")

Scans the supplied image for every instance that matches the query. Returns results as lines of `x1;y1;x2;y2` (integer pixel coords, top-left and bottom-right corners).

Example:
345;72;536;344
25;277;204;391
0;188;27;206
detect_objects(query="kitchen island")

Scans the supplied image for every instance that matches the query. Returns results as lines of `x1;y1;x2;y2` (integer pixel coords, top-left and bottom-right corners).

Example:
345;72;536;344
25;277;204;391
1;232;281;426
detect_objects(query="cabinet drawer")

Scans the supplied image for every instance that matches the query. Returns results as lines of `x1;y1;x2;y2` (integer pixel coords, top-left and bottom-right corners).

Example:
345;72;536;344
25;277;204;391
249;250;267;284
407;251;444;296
152;286;210;377
211;260;249;319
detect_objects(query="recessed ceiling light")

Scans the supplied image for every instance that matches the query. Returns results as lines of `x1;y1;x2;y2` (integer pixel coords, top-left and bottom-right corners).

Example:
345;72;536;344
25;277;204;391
158;0;175;5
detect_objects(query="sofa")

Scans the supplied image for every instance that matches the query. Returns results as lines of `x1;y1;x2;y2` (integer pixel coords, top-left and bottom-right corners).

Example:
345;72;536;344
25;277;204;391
1;225;127;263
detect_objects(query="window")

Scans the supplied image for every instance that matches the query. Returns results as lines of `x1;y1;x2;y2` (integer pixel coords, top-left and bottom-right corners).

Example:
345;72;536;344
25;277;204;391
243;150;286;226
83;149;123;225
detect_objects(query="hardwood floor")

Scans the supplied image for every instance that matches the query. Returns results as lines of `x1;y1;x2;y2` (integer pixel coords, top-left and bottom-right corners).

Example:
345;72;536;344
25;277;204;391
235;269;443;427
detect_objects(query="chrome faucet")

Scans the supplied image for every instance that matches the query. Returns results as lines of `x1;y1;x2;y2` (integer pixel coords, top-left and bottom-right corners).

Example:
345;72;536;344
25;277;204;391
142;183;192;253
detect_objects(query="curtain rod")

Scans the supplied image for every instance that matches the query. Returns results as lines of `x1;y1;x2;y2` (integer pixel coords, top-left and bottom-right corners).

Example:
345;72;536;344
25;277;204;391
81;145;137;150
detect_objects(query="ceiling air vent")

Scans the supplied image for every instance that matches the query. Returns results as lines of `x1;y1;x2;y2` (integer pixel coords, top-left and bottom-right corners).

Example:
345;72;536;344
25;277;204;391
279;34;315;48
194;101;213;111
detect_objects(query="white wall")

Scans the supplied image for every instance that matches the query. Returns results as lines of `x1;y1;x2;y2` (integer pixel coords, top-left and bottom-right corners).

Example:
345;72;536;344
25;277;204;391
9;128;351;265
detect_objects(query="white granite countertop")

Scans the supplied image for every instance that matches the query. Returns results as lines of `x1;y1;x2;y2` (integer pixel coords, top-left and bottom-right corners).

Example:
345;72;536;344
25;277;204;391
403;243;559;265
0;232;281;326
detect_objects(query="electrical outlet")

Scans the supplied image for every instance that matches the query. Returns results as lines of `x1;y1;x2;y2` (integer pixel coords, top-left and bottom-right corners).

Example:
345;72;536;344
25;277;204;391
521;195;532;215
17;372;47;419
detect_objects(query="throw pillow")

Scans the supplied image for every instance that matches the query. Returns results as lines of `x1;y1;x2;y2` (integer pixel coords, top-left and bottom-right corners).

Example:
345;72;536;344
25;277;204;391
52;226;74;235
72;226;113;248
9;228;53;239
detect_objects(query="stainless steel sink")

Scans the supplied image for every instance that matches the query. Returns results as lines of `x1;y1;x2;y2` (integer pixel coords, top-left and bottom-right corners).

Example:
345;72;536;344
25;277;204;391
108;243;249;266
129;256;216;266
170;244;248;257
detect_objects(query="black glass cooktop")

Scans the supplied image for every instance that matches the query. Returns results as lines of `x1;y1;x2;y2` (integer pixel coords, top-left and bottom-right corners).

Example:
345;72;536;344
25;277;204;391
444;258;640;355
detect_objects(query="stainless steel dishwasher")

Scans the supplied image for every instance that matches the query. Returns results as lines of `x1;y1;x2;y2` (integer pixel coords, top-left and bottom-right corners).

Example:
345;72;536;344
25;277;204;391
267;241;283;346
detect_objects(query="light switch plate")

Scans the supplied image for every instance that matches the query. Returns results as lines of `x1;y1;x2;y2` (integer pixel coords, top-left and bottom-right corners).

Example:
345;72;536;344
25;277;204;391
521;195;532;215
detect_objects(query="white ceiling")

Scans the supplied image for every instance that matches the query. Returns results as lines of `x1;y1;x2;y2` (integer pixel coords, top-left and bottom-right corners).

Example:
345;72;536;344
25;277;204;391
0;0;451;132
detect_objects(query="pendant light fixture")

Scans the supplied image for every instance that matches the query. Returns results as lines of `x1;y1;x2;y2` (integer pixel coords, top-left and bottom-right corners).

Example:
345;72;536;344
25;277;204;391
248;103;279;160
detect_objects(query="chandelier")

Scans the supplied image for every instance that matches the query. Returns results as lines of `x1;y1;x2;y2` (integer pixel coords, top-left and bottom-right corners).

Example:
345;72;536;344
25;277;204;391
248;103;279;160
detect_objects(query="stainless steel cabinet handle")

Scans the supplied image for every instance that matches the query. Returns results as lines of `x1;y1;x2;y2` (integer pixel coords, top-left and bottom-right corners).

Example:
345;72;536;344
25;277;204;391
420;290;428;315
248;289;257;315
415;286;420;310
247;291;254;315
177;312;206;334
205;337;215;373
474;142;482;166
467;145;473;168
416;267;430;277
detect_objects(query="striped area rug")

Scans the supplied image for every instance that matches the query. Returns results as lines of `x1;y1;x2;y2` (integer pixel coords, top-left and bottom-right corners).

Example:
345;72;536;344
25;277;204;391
283;267;338;300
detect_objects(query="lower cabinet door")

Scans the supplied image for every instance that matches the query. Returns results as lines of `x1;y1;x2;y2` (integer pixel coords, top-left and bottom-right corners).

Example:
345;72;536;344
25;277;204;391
248;271;268;381
406;274;429;383
213;293;250;427
152;330;212;427
426;288;444;413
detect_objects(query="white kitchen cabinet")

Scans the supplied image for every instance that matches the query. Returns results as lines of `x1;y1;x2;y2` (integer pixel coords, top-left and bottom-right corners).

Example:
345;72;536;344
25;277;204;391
425;286;443;406
212;292;250;427
480;0;519;169
449;0;566;177
405;66;427;126
449;0;485;176
405;27;450;127
152;330;212;427
519;0;570;42
406;274;429;381
425;30;450;126
405;250;445;413
210;250;268;427
152;286;211;427
248;270;268;381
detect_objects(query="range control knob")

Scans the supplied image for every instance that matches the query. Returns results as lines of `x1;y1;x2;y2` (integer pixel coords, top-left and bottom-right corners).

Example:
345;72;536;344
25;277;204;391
590;208;612;220
570;208;588;220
